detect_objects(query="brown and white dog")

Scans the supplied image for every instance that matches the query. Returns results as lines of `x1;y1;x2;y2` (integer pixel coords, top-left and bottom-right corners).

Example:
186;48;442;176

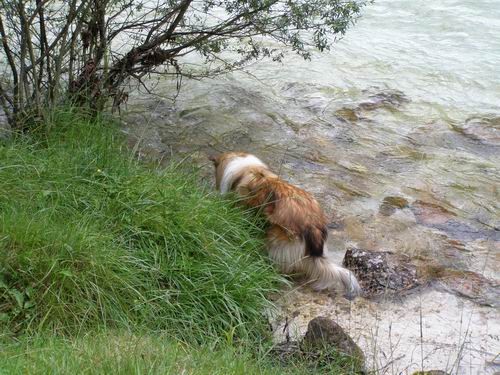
209;152;361;298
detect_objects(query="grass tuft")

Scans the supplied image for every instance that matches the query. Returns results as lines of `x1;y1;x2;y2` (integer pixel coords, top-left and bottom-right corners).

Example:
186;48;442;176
0;109;284;342
0;331;362;374
0;109;362;374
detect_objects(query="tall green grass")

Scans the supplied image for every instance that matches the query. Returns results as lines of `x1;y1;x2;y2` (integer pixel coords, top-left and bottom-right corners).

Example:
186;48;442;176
0;332;274;375
0;331;363;374
0;109;284;341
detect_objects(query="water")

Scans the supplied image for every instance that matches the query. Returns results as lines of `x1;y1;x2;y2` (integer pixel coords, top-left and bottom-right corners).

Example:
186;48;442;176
125;0;500;373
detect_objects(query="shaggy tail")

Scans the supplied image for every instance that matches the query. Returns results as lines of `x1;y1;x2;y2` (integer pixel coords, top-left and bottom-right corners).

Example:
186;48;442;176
303;255;361;298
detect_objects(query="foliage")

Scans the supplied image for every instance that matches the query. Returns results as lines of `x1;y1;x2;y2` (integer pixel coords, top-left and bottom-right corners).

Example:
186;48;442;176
0;0;367;127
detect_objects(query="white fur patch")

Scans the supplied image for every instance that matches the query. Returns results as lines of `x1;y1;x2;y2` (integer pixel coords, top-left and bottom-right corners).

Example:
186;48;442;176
268;239;306;273
268;238;361;297
220;155;267;194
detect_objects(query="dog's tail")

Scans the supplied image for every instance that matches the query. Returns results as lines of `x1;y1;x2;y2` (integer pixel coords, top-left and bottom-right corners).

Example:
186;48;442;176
302;255;361;298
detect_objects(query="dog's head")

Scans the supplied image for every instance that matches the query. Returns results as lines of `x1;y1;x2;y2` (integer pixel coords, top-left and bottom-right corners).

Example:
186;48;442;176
208;152;251;190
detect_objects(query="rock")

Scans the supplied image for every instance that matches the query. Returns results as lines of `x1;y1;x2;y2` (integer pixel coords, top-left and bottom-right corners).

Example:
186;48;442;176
410;200;456;225
305;149;328;163
271;317;366;372
343;247;420;296
410;200;499;241
379;196;409;216
458;115;500;145
416;264;500;307
412;371;450;375
358;89;409;111
443;275;500;308
303;317;365;365
335;107;360;122
436;269;499;308
430;219;499;242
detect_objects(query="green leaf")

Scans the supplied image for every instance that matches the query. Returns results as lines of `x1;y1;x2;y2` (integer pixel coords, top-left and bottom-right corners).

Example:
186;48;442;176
10;289;24;309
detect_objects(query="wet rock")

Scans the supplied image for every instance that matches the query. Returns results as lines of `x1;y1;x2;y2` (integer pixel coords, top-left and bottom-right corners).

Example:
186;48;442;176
410;200;456;225
327;220;344;230
379;196;409;216
305;149;328;163
443;275;499;308
438;270;498;308
343;247;420;296
335;107;360;122
458;115;500;145
410;200;499;241
431;219;499;242
358;89;409;111
417;265;500;307
303;317;365;365
330;180;371;198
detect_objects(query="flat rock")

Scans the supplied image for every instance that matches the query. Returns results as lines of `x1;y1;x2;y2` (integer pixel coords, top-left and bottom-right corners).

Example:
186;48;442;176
460;115;500;145
379;196;409;216
410;200;499;241
358;89;409;111
430;268;500;308
335;107;360;122
343;247;420;296
410;200;456;225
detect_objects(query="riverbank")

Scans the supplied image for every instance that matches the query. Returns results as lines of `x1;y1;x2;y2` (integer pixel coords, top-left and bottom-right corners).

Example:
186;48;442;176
0;109;364;374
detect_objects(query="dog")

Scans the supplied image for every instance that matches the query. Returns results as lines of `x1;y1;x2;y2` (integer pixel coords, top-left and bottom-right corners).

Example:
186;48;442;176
209;152;361;298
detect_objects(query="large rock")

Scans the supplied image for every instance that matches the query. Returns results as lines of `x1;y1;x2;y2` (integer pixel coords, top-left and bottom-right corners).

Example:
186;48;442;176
271;317;366;372
423;267;500;308
343;247;420;296
302;317;365;365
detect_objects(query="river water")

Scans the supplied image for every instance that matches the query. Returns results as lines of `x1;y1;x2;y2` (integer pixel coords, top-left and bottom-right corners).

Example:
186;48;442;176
125;0;500;373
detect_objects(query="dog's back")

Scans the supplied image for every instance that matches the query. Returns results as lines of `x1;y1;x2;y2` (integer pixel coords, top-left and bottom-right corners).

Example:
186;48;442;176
210;152;361;297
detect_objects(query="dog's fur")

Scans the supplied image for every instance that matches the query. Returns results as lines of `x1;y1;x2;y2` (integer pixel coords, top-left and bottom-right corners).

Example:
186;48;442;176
209;152;361;297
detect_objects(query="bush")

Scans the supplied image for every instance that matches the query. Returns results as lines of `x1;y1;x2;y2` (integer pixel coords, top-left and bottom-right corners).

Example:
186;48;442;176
0;109;284;342
0;0;366;127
